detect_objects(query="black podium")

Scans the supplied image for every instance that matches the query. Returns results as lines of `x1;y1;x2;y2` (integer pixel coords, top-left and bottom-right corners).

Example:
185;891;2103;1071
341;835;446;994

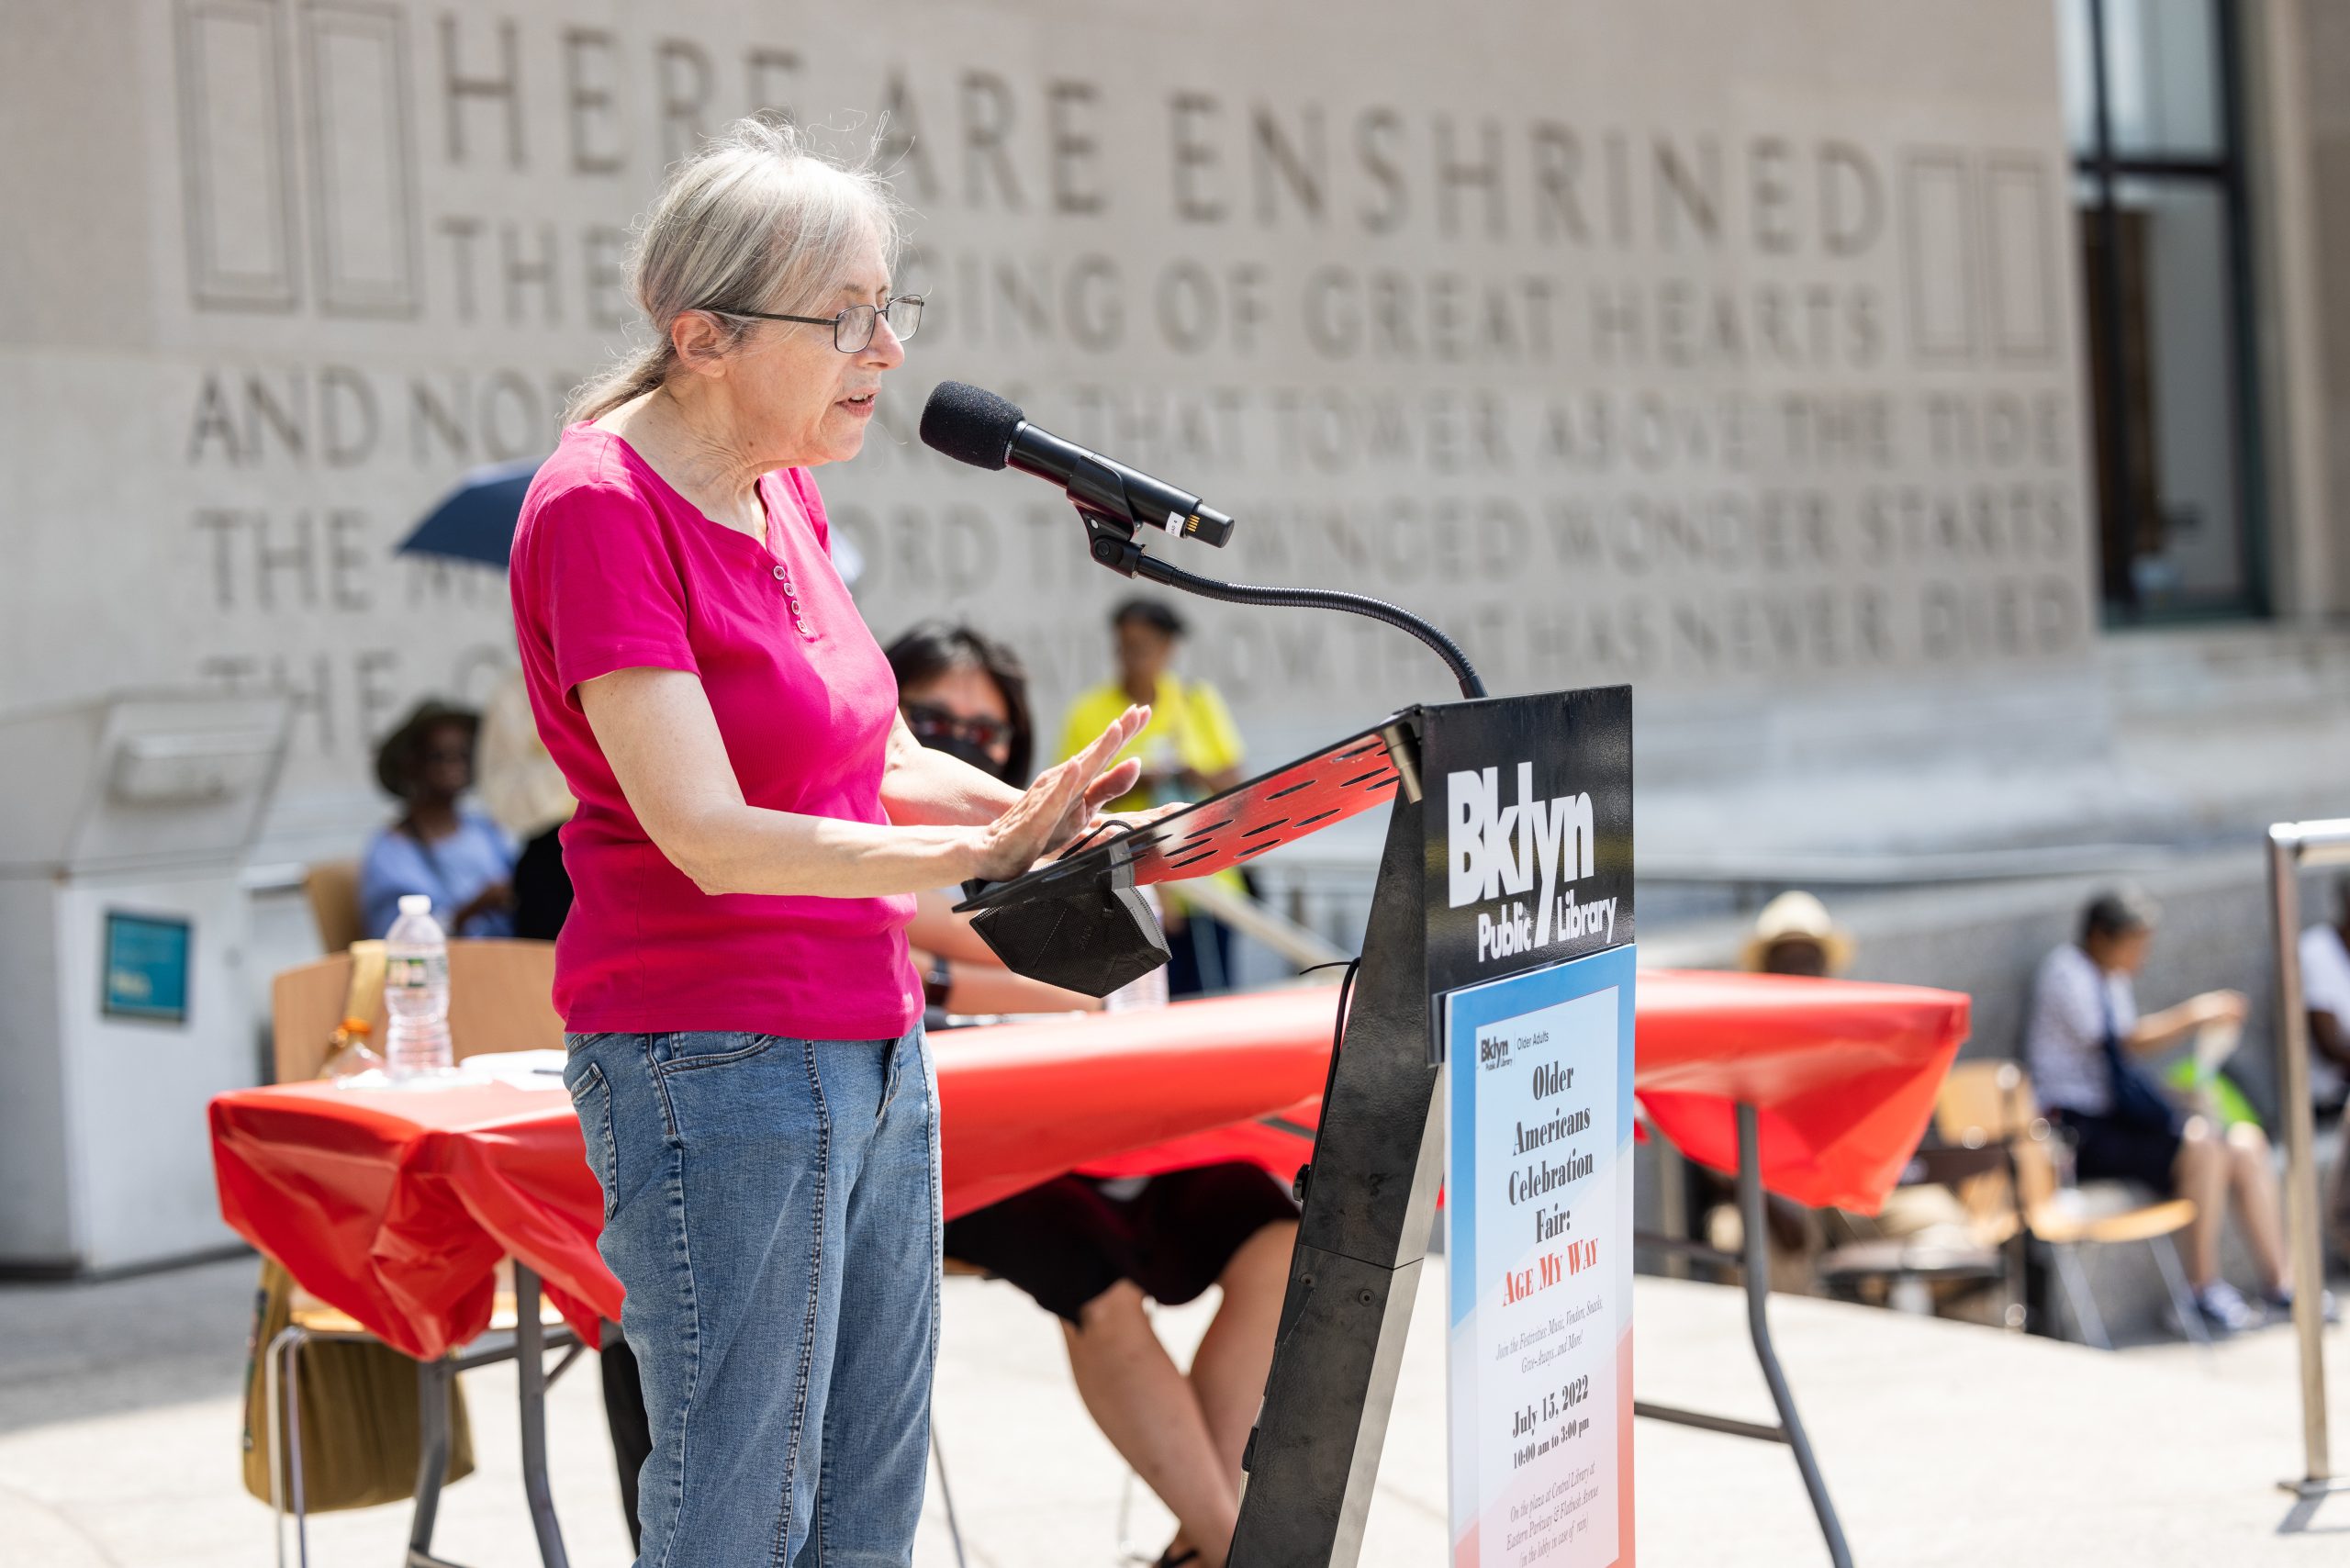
959;686;1634;1568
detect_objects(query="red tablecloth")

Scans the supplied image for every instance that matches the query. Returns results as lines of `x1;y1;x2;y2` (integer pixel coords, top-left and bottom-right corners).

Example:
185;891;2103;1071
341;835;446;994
210;970;1966;1360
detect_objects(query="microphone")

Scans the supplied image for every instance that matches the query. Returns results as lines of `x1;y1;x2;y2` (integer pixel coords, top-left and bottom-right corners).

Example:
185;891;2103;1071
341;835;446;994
920;382;1236;547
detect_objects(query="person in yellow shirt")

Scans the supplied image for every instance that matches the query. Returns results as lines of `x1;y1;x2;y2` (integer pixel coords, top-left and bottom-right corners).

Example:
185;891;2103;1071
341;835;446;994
1060;599;1247;993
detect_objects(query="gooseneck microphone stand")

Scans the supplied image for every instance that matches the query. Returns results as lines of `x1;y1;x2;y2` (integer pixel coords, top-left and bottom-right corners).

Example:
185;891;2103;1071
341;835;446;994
1072;505;1487;700
1069;495;1474;1566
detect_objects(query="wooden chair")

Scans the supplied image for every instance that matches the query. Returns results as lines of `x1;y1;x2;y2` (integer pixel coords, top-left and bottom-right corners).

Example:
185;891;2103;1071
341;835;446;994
1812;1144;2011;1318
302;859;366;954
263;937;575;1564
271;938;561;1082
1934;1060;2207;1349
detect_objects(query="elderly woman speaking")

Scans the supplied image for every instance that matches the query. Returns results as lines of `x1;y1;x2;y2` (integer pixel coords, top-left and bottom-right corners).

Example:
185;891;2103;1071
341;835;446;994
510;118;1145;1565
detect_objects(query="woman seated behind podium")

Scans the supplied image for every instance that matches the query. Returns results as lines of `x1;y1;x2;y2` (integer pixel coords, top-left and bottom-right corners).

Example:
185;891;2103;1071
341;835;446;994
508;119;1147;1567
358;700;517;938
889;622;1299;1568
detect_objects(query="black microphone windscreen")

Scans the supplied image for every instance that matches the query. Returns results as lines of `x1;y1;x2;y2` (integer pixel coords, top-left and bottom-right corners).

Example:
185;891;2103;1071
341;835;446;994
920;381;1024;471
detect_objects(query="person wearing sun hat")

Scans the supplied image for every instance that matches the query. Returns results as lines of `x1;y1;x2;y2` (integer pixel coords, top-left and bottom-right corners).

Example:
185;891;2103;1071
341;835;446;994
358;699;518;939
1741;890;1855;978
1698;890;1855;1283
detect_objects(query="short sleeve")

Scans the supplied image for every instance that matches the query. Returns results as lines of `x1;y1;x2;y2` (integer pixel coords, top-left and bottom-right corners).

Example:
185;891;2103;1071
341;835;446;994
527;481;698;703
2047;955;2108;1047
2024;946;2109;1112
2303;926;2350;1017
1183;680;1246;775
359;830;428;938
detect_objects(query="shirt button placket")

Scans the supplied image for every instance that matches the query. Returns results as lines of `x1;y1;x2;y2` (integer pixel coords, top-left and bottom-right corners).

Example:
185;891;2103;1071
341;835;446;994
770;561;813;640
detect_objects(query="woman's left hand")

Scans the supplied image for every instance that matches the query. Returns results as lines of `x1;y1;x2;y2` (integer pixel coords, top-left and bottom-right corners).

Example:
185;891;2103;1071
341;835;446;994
1052;706;1155;848
967;706;1150;881
1037;744;1153;852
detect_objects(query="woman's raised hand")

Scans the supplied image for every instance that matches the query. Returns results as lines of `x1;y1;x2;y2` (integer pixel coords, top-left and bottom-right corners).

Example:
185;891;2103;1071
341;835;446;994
968;706;1148;882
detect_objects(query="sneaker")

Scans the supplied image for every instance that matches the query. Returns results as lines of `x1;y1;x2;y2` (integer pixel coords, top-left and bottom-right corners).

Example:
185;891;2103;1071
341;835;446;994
2195;1280;2259;1335
2263;1287;2342;1327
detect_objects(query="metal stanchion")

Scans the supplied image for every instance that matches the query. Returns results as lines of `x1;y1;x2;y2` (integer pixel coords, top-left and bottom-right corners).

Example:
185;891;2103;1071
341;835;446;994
2267;820;2350;1501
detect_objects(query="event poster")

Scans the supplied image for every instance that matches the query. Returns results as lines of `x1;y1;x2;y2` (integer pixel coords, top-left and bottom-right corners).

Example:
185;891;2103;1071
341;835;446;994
1445;944;1636;1568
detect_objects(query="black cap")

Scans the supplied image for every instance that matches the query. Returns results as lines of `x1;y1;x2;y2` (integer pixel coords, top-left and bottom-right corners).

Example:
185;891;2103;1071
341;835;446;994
920;381;1024;471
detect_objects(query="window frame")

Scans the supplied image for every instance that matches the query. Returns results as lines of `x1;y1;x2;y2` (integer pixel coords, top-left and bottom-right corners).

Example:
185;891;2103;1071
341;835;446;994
2074;0;2268;622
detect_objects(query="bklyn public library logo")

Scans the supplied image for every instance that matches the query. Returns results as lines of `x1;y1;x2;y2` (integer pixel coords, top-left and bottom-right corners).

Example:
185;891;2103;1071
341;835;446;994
1447;763;1618;964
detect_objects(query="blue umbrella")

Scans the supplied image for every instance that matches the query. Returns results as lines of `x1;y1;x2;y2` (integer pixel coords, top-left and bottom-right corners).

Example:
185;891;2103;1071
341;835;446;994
396;454;870;588
397;457;543;568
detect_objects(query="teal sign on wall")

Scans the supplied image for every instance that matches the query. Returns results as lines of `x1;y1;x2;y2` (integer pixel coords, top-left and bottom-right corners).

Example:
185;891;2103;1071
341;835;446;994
103;912;191;1025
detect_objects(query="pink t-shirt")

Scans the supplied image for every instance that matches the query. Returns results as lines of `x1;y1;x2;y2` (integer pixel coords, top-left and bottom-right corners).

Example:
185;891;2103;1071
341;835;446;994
509;422;920;1038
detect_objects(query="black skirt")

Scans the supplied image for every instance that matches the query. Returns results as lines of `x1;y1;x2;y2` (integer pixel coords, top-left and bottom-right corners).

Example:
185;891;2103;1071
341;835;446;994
942;1161;1298;1323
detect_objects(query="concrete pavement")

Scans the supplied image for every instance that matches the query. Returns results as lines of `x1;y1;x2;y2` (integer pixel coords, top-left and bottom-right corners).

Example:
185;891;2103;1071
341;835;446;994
3;1252;2346;1565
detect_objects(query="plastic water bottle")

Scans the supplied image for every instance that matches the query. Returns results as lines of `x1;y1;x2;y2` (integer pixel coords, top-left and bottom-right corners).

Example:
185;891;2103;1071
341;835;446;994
1105;950;1170;1012
384;893;455;1079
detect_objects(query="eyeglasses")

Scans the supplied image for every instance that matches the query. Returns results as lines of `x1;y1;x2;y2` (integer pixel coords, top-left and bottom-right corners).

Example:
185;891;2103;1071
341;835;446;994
722;295;924;353
903;702;1011;751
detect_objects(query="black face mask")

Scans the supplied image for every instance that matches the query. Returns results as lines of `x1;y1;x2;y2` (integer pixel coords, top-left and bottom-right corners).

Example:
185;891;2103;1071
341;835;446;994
924;733;1009;780
969;877;1172;998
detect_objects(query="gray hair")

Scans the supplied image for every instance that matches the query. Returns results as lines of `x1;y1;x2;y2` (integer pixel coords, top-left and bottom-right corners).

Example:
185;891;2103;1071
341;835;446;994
566;118;904;424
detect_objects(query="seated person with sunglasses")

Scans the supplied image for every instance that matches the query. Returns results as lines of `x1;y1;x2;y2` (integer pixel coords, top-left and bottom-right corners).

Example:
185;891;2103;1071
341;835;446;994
895;650;1099;1018
887;623;1299;1568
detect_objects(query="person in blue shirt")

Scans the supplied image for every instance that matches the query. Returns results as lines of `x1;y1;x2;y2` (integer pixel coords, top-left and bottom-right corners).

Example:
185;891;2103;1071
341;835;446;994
359;700;518;938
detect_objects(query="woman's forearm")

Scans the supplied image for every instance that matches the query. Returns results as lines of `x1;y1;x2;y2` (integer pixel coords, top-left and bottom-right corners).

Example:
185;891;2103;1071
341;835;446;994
940;960;1102;1015
668;801;984;899
2311;1011;2350;1071
878;718;1023;827
583;669;993;897
2132;994;2228;1053
578;670;1140;899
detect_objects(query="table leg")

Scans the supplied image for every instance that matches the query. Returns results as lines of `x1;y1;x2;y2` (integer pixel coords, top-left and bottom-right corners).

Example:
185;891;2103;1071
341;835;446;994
514;1263;571;1568
263;1327;308;1568
1652;1120;1690;1281
284;1332;309;1568
1737;1103;1853;1568
407;1357;459;1568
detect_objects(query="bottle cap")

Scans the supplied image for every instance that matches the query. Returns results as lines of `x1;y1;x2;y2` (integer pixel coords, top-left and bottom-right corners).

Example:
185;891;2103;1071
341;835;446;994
341;1016;372;1036
398;893;432;914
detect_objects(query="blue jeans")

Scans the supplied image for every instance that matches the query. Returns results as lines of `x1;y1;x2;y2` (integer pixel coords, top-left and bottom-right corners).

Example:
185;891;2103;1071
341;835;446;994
564;1028;940;1567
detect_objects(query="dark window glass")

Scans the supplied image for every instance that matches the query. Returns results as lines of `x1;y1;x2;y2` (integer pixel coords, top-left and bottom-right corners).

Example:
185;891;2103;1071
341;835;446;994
2065;0;2262;619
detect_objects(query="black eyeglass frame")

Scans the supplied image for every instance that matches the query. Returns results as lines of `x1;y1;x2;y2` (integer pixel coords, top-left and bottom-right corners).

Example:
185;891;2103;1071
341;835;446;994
719;295;925;353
